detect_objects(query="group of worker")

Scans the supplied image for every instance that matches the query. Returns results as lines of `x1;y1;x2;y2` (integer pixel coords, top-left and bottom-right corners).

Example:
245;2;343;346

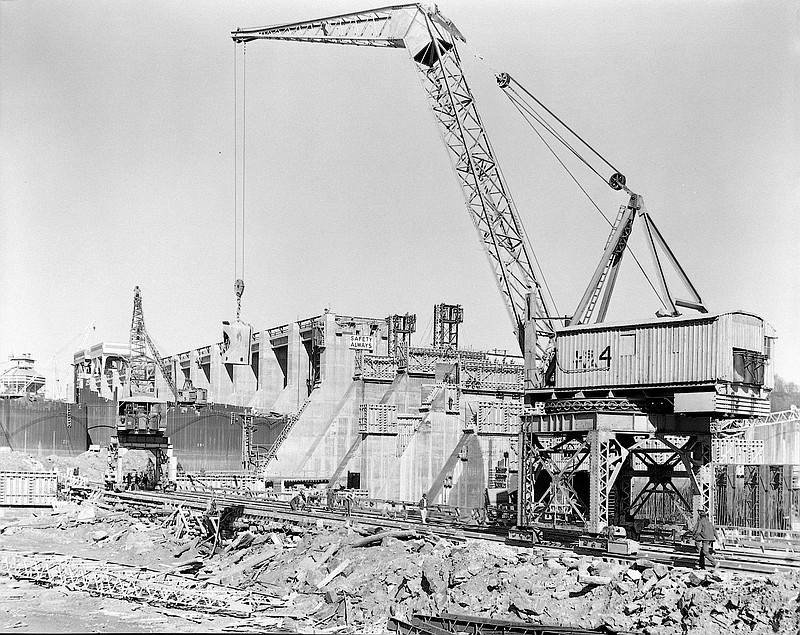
123;471;154;491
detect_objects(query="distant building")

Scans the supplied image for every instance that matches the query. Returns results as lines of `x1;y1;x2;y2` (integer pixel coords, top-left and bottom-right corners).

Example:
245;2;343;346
0;354;46;398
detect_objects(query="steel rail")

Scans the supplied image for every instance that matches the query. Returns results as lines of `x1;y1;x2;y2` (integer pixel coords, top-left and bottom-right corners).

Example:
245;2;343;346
100;489;800;575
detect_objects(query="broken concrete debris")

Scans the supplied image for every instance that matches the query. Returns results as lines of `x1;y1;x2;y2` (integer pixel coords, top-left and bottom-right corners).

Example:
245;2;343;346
1;496;799;634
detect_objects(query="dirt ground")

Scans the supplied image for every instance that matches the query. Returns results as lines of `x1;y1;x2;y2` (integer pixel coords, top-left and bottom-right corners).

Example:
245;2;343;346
2;459;800;634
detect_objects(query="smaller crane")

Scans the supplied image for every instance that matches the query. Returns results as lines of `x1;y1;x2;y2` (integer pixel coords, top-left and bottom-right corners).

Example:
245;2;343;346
129;286;178;402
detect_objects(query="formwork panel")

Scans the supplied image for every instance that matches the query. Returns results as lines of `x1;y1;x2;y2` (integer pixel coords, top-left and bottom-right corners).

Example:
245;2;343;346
713;439;764;465
0;470;58;506
359;404;398;435
475;401;523;435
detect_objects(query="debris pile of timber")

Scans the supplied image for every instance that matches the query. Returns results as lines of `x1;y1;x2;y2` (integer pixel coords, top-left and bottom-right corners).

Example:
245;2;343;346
2;491;800;634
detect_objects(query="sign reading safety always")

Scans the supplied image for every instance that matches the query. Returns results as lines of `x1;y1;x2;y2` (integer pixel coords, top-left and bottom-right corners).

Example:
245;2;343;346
350;334;373;351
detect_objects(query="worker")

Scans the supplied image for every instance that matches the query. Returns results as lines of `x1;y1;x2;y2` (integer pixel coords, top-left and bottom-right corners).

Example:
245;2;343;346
692;509;719;570
290;489;307;511
326;487;335;510
343;490;353;519
419;492;429;524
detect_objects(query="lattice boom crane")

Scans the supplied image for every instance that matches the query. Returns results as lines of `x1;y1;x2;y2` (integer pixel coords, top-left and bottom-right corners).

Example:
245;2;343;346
129;286;178;402
232;4;556;387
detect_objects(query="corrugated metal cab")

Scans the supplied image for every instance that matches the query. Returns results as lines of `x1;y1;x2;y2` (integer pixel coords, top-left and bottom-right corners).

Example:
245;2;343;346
539;311;774;415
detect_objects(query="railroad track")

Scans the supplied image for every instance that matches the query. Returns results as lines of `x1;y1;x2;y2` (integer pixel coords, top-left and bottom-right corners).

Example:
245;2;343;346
99;489;800;576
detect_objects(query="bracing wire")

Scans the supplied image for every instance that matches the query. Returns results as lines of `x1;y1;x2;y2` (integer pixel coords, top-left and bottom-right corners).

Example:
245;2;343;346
463;42;669;313
234;42;238;284
511;99;668;309
242;43;247;280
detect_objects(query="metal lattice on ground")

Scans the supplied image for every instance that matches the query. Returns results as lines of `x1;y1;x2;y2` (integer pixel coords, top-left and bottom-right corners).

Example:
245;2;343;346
0;549;254;617
388;612;641;635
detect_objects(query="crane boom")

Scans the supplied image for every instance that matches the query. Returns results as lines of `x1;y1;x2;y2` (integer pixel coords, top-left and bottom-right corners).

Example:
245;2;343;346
129;286;178;402
232;4;556;385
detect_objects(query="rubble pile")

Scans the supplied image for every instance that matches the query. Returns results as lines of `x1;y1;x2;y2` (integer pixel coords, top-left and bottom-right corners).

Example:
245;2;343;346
0;448;47;472
0;447;153;488
2;493;800;634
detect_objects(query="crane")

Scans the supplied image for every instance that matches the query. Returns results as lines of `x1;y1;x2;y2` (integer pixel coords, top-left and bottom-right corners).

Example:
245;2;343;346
232;4;555;387
129;286;178;402
232;4;708;387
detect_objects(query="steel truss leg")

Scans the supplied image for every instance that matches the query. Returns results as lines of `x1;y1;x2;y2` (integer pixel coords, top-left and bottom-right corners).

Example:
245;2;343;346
519;431;591;527
588;431;627;534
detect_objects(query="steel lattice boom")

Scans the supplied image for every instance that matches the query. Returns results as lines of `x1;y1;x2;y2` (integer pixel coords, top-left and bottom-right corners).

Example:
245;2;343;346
232;4;555;385
0;549;253;616
130;286;178;400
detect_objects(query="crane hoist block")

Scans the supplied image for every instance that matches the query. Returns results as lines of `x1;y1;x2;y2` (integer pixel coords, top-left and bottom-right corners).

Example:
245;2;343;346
222;320;253;365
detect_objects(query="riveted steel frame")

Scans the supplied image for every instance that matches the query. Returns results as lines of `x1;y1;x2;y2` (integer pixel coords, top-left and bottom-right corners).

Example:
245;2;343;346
588;431;627;533
519;432;591;527
520;422;715;532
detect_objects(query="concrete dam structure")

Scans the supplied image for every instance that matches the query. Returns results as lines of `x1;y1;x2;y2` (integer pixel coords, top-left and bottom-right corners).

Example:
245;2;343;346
73;305;525;507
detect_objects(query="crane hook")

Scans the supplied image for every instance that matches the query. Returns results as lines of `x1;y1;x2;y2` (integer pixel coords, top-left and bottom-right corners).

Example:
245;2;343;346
235;278;245;320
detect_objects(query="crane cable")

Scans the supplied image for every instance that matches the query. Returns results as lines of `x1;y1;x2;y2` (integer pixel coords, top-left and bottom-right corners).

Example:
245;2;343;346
462;43;669;314
438;38;561;323
505;81;623;186
234;42;247;321
504;90;668;312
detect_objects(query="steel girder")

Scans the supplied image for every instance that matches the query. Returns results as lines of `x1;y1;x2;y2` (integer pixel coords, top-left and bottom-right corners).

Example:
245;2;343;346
0;550;253;616
232;5;555;379
588;431;626;533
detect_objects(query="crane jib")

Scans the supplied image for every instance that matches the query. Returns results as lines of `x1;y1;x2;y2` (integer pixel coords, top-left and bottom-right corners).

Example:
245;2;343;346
231;5;555;385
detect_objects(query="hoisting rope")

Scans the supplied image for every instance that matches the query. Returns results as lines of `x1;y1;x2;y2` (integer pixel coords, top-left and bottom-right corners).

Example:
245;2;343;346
421;18;561;324
462;42;669;314
234;41;238;290
233;42;247;321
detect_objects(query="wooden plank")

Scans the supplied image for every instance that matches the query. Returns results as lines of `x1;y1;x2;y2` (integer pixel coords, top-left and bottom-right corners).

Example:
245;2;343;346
204;549;277;584
316;558;351;589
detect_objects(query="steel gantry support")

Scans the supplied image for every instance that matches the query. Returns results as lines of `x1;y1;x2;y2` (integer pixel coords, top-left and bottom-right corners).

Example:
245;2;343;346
587;431;627;534
232;4;556;385
519;414;716;535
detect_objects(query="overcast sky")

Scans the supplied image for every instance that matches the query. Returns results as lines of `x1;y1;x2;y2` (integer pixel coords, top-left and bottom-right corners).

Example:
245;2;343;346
1;0;798;398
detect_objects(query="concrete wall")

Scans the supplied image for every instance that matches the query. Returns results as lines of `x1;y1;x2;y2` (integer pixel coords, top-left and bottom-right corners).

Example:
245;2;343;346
263;314;374;478
74;310;523;505
357;379;518;509
749;416;800;464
